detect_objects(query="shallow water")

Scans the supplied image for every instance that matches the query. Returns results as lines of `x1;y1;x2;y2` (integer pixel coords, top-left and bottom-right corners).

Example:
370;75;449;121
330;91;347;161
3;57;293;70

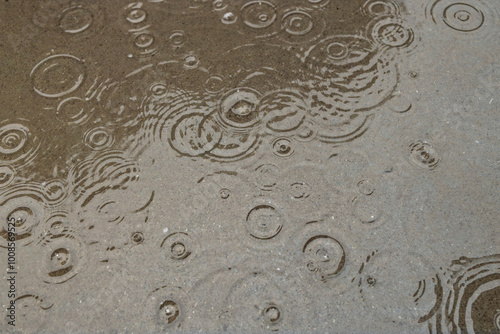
0;0;499;333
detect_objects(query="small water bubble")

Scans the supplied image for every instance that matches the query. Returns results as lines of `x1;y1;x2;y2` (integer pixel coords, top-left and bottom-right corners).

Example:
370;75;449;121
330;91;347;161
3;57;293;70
222;12;237;24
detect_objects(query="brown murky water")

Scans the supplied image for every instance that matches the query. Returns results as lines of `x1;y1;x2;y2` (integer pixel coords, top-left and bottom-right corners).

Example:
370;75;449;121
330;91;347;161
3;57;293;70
0;0;499;333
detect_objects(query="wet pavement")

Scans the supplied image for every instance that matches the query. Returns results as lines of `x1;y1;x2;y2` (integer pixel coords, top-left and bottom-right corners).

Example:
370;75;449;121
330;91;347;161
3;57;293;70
0;0;499;333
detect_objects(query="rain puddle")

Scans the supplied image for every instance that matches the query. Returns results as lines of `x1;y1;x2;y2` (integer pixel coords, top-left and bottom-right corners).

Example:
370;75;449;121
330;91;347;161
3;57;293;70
0;0;499;333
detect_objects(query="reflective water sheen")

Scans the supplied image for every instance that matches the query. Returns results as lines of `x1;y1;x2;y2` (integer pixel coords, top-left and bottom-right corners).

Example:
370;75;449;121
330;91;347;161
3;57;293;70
0;0;499;333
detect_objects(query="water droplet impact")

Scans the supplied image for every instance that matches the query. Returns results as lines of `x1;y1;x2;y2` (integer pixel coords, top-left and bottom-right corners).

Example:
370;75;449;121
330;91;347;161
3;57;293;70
147;285;189;331
245;205;283;240
183;54;199;69
170;113;222;157
363;0;401;16
372;20;414;48
253;164;279;191
409;141;440;170
357;180;375;195
258;91;307;134
169;30;185;47
84;127;115;151
290;182;311;199
134;33;154;48
131;232;144;244
213;0;227;11
159;300;180;324
204;75;225;94
272;138;294;158
303;235;345;280
41;237;83;284
353;196;381;224
442;2;485;32
0;196;45;247
126;8;147;24
219;188;231;199
218;88;261;131
59;7;93;34
282;10;314;36
31;54;86;98
0;122;39;168
161;232;192;261
241;1;277;29
262;303;282;325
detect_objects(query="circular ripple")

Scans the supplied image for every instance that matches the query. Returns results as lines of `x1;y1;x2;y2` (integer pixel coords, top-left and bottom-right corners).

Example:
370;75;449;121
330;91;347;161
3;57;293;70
0;122;39;168
258;91;307;134
160;232;194;263
272;137;294;158
31;54;86;98
126;8;147;24
362;0;401;17
169;113;222;157
245;204;283;240
443;3;484;31
409;141;440;170
358;251;440;324
40;237;83;284
434;255;500;333
84;127;115;151
372;19;415;48
59;7;93;34
146;285;190;331
241;1;277;29
0;196;46;247
253;164;279;191
280;8;325;44
303;235;345;281
0;165;15;188
56;97;93;125
217;88;262;132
